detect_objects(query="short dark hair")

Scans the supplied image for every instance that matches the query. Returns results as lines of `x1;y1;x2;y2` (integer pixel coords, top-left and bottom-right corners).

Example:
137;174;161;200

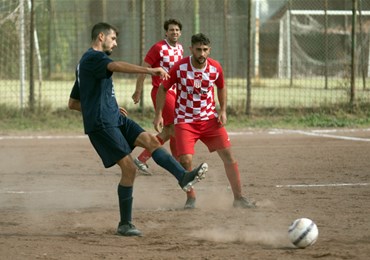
91;22;119;41
164;19;182;31
191;33;210;46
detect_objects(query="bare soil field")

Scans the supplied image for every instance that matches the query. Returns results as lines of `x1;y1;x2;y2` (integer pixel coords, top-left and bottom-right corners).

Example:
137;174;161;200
0;128;369;260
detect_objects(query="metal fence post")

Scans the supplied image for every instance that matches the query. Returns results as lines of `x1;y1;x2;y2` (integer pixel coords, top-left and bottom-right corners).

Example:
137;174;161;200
351;0;358;108
246;0;252;116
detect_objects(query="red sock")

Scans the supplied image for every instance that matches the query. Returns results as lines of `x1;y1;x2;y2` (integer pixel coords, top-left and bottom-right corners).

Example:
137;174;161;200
182;164;196;199
225;162;242;199
187;188;196;199
137;135;165;163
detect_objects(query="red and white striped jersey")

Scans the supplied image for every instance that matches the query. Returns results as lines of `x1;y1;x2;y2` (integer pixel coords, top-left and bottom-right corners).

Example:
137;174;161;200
145;39;184;88
163;56;224;124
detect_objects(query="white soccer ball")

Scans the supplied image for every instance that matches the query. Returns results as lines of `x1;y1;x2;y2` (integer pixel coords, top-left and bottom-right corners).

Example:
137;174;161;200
288;218;319;248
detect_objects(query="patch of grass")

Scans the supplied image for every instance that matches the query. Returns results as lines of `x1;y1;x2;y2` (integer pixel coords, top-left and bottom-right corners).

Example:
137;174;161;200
226;103;370;130
0;104;83;134
226;114;370;130
1;104;370;134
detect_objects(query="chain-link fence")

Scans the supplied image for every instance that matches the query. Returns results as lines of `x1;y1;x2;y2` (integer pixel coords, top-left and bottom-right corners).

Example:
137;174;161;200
1;0;370;113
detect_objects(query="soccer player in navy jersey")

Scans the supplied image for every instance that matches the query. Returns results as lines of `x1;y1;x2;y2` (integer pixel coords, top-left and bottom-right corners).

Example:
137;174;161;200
68;23;208;237
154;33;255;209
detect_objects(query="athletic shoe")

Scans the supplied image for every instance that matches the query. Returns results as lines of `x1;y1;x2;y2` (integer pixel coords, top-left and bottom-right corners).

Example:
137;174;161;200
233;196;256;209
184;197;196;210
116;222;142;237
179;163;208;192
134;158;152;176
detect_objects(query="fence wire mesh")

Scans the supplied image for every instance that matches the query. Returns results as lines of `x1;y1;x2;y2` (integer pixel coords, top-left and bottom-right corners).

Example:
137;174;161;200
1;0;370;113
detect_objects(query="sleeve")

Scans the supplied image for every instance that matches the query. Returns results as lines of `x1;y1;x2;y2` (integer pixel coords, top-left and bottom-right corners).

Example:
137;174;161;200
69;79;80;100
214;61;225;89
91;52;113;79
144;44;160;67
162;63;178;90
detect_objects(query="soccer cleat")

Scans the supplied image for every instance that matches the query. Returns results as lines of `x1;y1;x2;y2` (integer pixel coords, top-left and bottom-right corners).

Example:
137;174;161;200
179;163;208;192
233;196;256;209
116;222;142;237
184;197;196;210
134;158;152;176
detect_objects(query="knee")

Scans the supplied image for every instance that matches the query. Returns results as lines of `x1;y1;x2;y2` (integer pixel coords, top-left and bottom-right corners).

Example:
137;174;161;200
137;132;161;151
125;162;137;178
127;161;137;173
119;163;137;185
218;149;236;164
179;156;192;170
147;135;161;152
159;126;173;142
223;156;237;165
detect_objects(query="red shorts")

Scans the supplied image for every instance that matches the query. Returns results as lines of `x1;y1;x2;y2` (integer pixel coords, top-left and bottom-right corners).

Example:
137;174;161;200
175;118;231;156
151;87;176;126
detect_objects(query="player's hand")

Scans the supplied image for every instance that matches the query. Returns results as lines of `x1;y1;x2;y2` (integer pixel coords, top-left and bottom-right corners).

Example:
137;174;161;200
132;90;141;104
119;107;128;117
150;67;170;80
218;110;227;126
153;115;164;133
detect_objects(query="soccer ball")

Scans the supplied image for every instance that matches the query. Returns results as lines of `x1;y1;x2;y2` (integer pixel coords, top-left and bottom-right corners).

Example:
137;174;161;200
288;218;319;248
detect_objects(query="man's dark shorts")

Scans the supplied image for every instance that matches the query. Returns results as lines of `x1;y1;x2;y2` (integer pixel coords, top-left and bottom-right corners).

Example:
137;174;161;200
88;117;145;168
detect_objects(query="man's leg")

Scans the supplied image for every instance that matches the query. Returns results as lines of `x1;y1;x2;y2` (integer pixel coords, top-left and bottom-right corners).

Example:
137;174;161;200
134;135;165;175
179;154;197;209
167;124;177;159
176;124;199;209
135;132;207;192
116;155;142;236
217;148;256;208
169;136;177;160
87;127;144;236
134;125;173;175
135;87;177;175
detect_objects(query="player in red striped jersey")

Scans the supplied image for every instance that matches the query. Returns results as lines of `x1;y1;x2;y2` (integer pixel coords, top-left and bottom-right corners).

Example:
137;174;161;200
132;19;183;175
154;33;256;209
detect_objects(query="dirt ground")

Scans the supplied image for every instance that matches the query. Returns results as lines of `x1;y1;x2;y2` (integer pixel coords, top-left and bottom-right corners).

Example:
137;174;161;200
0;128;369;260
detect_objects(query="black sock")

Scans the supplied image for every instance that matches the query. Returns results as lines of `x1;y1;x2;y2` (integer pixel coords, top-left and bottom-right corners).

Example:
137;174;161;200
117;184;133;225
152;147;185;182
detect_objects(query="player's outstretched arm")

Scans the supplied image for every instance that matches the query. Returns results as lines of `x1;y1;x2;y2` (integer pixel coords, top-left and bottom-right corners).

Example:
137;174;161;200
107;61;169;79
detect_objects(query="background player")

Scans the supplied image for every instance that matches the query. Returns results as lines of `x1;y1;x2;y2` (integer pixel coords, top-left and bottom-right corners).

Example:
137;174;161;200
154;33;255;209
68;23;208;237
132;18;183;175
132;19;197;208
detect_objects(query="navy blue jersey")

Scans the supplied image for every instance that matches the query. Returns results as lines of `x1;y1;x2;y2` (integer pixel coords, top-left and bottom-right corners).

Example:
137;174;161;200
70;48;124;133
